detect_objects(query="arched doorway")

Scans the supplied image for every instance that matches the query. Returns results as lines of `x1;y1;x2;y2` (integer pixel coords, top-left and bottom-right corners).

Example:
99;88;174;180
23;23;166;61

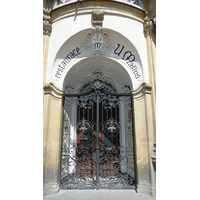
60;69;136;189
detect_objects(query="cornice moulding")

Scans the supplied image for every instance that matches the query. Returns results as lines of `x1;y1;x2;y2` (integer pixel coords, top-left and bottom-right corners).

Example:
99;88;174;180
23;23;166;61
53;0;142;11
131;83;152;99
51;1;145;24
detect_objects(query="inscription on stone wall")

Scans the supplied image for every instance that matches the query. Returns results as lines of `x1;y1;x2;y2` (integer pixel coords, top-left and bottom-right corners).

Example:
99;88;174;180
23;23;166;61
55;47;81;78
54;43;141;80
114;44;140;79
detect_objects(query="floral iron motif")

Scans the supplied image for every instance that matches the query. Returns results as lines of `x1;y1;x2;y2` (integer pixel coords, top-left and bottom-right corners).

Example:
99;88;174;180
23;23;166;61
104;118;119;134
79;118;88;133
77;118;91;134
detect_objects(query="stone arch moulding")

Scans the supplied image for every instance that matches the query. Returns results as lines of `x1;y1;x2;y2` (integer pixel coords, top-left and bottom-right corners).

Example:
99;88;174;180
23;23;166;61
62;56;133;93
50;28;146;91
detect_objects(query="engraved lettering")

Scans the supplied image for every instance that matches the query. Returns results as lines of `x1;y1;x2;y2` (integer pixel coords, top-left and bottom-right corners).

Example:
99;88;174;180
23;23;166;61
123;51;135;63
76;47;81;54
113;44;141;80
55;47;81;78
114;44;124;56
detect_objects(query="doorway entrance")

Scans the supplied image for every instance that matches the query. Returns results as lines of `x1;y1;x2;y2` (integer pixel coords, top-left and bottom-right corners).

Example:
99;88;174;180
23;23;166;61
60;69;135;189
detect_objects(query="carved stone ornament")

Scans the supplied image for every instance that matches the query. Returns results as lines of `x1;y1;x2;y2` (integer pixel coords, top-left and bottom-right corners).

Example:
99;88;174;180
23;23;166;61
153;16;156;25
125;0;138;5
65;85;74;93
144;16;153;35
58;0;70;4
43;8;52;36
80;28;114;56
78;69;118;93
92;9;104;28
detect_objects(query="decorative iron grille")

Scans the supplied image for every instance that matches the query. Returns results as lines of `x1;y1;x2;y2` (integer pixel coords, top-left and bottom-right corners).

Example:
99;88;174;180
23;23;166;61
60;70;135;190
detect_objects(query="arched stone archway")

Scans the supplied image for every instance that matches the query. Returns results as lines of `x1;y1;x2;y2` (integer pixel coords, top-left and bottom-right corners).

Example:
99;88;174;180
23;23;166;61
46;28;147;91
63;56;134;92
44;27;155;196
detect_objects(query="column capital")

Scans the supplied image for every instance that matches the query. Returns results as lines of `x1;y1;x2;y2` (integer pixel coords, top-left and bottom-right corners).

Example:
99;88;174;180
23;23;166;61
131;83;152;99
144;16;154;35
43;83;65;99
43;7;52;36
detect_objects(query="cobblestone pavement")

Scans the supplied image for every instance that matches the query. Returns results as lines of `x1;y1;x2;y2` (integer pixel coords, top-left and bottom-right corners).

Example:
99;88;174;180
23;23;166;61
44;190;156;200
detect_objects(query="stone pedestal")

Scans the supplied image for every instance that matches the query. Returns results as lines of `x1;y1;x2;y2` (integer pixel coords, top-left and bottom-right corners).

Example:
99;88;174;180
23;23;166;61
132;83;156;196
43;83;64;195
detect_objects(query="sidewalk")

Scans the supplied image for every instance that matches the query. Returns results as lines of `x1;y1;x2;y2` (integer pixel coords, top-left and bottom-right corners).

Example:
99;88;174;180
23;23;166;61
44;190;156;200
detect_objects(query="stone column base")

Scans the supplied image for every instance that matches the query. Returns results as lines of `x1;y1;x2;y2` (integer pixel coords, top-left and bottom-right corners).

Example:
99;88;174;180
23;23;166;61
136;183;156;197
43;183;60;196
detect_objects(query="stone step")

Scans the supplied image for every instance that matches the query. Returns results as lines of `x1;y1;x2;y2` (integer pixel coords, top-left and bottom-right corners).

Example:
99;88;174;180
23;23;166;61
44;190;155;200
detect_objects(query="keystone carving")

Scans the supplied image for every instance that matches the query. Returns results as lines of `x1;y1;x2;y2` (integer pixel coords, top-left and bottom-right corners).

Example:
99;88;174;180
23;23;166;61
92;9;104;28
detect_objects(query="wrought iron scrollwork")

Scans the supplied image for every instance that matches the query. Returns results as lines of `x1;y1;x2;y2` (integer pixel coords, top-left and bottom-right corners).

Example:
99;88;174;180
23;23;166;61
60;145;135;188
61;70;135;189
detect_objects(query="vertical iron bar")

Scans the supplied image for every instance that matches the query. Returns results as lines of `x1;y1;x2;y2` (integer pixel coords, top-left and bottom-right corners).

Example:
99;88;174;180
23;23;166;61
77;105;80;146
115;105;117;121
106;107;108;121
111;103;112;117
102;101;104;145
116;101;118;147
78;103;80;120
96;94;99;189
83;100;85;118
92;101;94;145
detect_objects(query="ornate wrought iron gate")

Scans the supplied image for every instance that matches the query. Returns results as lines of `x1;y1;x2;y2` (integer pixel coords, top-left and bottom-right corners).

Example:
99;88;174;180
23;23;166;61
60;72;135;189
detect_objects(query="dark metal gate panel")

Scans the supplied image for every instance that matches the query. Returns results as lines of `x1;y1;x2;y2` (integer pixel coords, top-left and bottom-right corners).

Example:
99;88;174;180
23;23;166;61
60;89;135;189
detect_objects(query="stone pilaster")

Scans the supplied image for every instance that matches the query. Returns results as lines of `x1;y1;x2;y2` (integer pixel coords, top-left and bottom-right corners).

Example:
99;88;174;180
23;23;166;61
43;33;50;85
43;1;53;84
43;83;65;196
144;15;156;141
131;83;155;196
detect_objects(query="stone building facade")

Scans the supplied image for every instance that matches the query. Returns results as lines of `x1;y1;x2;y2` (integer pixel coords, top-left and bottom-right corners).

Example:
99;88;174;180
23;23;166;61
43;0;156;197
